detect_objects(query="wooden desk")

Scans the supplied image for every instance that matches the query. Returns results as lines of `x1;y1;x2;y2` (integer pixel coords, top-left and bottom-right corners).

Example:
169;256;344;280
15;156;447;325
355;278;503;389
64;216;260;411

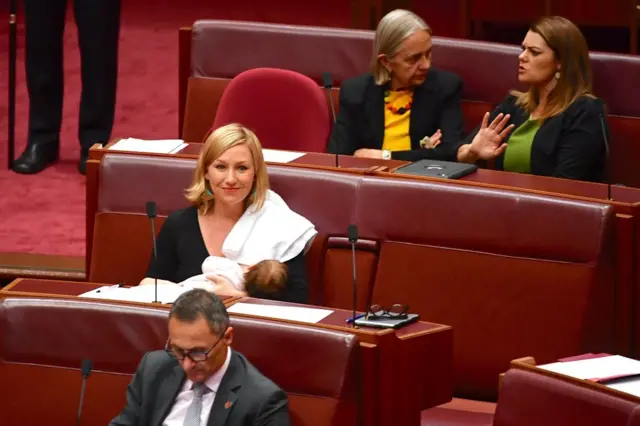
90;141;640;204
89;140;410;171
0;279;235;309
1;278;454;426
495;355;640;425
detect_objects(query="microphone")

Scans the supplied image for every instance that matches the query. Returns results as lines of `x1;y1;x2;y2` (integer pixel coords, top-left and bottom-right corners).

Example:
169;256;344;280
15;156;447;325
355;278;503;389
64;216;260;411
77;358;93;426
347;224;358;328
146;201;159;303
322;72;339;168
599;112;612;201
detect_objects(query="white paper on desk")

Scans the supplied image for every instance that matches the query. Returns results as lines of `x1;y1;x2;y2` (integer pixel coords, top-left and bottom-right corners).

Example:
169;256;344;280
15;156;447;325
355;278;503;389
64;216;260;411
607;377;640;398
109;138;187;154
227;302;333;324
539;355;640;381
261;148;305;163
79;283;187;304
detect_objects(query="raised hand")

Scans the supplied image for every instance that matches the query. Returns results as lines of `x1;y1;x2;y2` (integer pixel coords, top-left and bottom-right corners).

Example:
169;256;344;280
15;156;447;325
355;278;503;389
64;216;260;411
470;112;515;160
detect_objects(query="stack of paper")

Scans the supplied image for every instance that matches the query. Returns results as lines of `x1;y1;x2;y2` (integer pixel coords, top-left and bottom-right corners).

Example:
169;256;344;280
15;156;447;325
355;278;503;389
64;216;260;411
109;138;187;154
227;302;333;324
261;149;306;163
540;355;640;397
80;283;188;304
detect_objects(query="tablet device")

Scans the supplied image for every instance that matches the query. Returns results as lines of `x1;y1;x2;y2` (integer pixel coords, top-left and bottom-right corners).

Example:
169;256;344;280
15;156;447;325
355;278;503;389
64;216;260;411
394;159;477;179
354;313;420;329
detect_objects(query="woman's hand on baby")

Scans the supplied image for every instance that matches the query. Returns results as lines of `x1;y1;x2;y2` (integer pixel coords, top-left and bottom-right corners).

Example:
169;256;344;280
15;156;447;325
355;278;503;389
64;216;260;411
205;274;247;297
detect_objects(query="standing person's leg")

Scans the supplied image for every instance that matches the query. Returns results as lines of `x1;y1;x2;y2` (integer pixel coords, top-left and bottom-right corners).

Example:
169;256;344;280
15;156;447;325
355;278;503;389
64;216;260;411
74;0;121;174
14;0;68;174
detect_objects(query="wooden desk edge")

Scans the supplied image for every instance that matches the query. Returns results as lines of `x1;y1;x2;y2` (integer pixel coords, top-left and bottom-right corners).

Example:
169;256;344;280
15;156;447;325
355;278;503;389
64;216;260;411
396;323;453;340
90;144;640;208
3;277;108;291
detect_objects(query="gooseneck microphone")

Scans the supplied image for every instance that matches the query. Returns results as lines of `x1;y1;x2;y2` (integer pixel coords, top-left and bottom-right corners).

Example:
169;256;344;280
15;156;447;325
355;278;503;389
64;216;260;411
77;358;93;426
599;112;612;201
322;72;339;168
146;201;159;303
347;224;358;328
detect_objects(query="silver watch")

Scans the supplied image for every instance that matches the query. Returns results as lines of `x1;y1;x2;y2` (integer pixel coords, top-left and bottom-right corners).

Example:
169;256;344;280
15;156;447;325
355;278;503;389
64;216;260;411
382;149;391;160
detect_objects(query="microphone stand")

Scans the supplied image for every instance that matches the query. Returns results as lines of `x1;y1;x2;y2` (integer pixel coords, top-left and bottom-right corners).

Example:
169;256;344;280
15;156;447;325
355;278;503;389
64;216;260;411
8;0;17;169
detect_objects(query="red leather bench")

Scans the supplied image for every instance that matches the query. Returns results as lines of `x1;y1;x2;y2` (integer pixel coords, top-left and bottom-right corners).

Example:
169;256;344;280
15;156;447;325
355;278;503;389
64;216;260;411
87;153;621;422
493;368;639;426
179;20;640;187
0;297;360;426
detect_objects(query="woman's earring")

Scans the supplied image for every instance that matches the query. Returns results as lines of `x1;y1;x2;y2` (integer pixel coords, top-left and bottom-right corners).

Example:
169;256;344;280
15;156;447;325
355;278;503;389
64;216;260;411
205;187;213;197
555;71;561;80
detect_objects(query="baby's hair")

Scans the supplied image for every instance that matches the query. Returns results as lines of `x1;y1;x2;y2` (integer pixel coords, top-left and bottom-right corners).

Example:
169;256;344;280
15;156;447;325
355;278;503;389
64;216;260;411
244;260;288;295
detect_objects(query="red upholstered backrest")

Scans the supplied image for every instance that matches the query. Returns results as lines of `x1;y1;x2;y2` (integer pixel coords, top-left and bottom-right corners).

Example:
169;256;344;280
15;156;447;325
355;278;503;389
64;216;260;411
0;297;360;426
493;369;638;426
190;20;372;86
360;175;615;400
212;68;331;152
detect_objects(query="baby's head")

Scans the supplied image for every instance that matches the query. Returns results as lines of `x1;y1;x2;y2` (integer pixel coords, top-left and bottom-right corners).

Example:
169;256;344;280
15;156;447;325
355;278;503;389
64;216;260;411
244;260;288;295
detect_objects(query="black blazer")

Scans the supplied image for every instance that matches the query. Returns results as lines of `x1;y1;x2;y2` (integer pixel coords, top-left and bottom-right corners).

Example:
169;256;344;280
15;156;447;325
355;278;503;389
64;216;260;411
462;94;607;182
327;70;464;161
110;350;289;426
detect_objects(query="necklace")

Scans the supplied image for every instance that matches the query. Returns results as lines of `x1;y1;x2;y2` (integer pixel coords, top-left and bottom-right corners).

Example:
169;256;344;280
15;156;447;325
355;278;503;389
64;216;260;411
384;89;413;115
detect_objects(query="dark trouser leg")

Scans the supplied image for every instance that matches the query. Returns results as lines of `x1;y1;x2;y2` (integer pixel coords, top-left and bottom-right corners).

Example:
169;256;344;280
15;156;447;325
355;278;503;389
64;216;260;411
23;0;67;148
74;0;121;154
14;0;67;173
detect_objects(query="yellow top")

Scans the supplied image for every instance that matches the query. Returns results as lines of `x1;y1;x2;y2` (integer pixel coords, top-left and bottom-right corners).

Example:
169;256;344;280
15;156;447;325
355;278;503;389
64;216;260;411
382;90;412;152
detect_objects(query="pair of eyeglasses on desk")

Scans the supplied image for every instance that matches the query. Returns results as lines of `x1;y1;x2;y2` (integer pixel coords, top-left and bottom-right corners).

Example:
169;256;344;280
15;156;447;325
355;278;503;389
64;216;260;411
365;304;409;320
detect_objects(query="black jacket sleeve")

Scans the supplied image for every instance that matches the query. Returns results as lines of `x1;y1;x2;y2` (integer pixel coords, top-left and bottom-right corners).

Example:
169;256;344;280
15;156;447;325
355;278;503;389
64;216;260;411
551;97;606;181
109;353;149;426
248;253;308;304
327;83;360;155
392;74;464;161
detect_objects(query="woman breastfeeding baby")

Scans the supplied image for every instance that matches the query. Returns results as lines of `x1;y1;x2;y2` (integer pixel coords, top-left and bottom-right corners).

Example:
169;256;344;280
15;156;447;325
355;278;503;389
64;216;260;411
139;124;316;303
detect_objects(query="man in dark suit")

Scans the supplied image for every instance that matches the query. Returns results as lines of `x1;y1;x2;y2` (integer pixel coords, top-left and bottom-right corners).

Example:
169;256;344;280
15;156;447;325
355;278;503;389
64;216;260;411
14;0;121;175
110;289;289;426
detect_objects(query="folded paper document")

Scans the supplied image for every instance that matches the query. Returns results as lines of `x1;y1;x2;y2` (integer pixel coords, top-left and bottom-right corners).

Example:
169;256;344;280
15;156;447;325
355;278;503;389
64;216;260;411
79;283;200;304
540;355;640;397
227;302;333;324
109;138;187;154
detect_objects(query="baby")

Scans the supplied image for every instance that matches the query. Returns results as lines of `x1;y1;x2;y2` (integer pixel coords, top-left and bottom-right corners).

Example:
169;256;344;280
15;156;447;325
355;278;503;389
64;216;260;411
181;256;287;295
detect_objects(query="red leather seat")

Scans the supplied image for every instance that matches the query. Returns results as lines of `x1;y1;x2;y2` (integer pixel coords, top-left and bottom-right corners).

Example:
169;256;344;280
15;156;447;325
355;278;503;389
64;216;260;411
212;67;331;152
492;368;637;426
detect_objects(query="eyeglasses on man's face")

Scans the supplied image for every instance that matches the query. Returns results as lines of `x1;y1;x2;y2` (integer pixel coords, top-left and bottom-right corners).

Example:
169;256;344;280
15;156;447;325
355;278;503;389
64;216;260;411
165;330;227;363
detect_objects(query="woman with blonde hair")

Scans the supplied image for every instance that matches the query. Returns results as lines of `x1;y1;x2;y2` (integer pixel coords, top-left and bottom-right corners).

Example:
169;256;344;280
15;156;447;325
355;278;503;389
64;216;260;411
456;16;607;181
328;9;464;161
140;123;316;303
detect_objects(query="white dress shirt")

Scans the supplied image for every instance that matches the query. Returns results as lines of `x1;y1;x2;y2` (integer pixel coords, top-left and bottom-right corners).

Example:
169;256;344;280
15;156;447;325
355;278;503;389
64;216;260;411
163;347;232;426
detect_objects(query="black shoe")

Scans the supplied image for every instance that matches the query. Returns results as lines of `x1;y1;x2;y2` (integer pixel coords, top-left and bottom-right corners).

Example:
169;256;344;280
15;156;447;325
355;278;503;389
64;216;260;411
13;143;59;174
78;152;88;175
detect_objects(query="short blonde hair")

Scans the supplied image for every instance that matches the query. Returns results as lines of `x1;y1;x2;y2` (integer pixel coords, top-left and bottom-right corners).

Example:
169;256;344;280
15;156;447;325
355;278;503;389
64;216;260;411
185;123;269;215
371;9;432;85
511;16;594;120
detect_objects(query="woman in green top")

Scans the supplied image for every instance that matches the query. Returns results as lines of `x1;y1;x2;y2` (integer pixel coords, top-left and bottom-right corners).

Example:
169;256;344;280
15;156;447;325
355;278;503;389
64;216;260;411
456;16;607;182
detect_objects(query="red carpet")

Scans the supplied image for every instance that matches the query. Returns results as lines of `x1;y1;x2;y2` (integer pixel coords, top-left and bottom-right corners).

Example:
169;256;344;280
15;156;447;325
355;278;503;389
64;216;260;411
0;0;350;256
